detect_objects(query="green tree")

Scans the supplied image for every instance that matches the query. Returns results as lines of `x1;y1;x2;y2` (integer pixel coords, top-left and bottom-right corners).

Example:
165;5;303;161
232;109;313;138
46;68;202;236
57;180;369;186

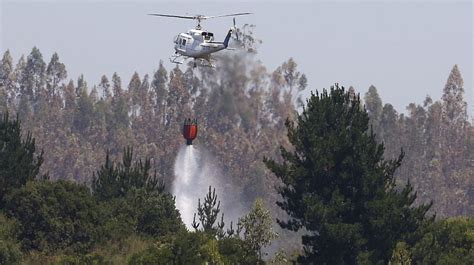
0;112;43;206
0;214;22;265
100;188;184;240
4;180;103;253
238;198;278;260
411;217;474;264
192;186;225;237
389;242;412;265
128;229;259;265
135;190;184;237
218;236;261;265
92;147;164;201
0;240;22;265
264;85;432;264
128;231;218;265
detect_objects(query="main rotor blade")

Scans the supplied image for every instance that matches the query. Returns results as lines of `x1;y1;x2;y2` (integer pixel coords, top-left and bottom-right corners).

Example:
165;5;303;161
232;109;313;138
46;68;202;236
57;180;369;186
148;13;196;19
204;12;252;19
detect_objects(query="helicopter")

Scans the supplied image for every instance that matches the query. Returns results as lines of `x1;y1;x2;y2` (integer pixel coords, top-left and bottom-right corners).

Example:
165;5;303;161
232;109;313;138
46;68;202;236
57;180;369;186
148;12;252;68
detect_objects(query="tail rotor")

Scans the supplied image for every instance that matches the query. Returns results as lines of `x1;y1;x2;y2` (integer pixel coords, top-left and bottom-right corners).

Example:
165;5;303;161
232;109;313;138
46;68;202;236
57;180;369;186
232;17;239;41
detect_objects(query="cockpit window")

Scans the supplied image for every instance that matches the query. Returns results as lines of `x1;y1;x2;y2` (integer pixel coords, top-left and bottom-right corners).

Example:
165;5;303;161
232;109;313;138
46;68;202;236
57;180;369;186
202;32;212;41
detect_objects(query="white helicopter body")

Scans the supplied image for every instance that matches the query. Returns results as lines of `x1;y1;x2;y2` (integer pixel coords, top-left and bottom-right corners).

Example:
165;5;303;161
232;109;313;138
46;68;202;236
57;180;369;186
148;13;251;67
173;29;231;58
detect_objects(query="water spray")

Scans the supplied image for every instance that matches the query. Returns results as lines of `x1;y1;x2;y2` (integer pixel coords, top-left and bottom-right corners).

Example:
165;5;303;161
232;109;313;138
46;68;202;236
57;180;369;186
173;118;247;230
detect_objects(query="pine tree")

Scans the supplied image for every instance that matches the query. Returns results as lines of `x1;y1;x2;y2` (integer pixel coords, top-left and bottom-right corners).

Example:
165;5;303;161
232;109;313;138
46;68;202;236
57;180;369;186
92;147;164;200
264;85;432;263
192;186;225;236
0;112;44;206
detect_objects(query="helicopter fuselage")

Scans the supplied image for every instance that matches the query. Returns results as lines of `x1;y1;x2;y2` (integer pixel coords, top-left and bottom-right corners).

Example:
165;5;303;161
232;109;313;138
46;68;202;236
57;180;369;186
148;12;250;67
173;29;229;59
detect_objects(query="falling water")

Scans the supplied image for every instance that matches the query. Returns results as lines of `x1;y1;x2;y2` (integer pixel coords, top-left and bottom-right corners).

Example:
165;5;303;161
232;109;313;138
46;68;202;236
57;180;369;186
173;144;247;230
173;145;200;229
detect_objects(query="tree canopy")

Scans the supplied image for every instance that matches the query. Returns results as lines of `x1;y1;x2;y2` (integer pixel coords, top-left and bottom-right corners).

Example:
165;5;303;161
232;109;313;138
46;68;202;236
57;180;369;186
0;46;472;263
0;112;43;206
265;85;432;263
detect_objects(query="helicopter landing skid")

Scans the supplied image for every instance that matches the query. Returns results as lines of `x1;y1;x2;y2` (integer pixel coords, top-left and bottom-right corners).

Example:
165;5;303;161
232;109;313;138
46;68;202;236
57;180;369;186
194;58;215;68
170;54;185;65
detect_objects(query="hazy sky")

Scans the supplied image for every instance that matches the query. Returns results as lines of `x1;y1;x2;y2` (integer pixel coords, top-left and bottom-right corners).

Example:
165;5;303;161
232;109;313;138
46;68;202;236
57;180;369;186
1;0;472;115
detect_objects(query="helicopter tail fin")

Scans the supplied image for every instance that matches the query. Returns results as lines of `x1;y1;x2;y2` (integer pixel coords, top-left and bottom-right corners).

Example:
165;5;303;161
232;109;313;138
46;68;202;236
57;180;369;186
223;28;233;48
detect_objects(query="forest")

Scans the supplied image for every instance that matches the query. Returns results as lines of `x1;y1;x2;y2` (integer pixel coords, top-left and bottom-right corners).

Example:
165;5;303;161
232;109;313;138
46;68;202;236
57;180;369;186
0;42;473;264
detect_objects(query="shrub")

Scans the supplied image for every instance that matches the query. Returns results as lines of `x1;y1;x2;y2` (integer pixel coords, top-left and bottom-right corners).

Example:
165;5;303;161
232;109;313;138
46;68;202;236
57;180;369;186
4;180;104;253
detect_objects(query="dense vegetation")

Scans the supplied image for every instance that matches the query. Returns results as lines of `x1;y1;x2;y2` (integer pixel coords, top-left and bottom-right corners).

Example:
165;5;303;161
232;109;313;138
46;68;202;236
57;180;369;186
264;86;433;263
0;113;262;263
364;65;473;217
0;44;472;263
